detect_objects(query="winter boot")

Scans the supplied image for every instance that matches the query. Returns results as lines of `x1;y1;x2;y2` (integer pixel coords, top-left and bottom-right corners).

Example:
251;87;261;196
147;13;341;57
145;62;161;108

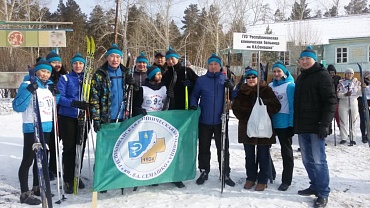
349;140;356;145
64;181;73;194
20;191;41;205
255;183;267;191
362;135;368;143
196;171;208;185
79;178;85;189
225;175;235;187
32;186;54;197
243;181;255;189
298;187;318;196
173;181;185;188
278;183;290;191
314;197;328;208
339;140;347;145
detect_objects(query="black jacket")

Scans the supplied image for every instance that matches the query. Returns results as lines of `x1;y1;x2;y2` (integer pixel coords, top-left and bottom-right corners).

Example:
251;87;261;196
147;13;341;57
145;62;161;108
294;62;337;133
162;62;198;110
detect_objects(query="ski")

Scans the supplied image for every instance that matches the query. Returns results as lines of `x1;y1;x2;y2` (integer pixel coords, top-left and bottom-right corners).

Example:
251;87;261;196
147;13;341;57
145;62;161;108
74;36;95;194
358;63;370;147
29;67;53;207
163;66;177;111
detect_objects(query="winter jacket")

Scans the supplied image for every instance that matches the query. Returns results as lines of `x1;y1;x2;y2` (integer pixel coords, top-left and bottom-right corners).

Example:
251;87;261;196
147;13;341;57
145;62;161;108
50;66;68;84
190;70;227;125
89;62;131;125
132;79;167;116
12;75;60;133
57;70;84;118
232;81;281;145
162;62;199;110
294;62;337;133
269;71;295;129
133;68;147;88
153;62;167;74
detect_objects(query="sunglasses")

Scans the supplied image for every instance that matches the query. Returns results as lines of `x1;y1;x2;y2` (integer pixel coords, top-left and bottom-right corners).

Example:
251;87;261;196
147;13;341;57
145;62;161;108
246;76;257;79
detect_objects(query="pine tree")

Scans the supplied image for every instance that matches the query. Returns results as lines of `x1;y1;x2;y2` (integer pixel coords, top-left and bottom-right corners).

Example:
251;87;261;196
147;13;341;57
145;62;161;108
344;0;369;14
324;6;338;17
290;0;311;20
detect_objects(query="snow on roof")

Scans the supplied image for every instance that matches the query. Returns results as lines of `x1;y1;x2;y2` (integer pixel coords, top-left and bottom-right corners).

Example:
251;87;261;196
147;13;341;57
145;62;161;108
246;14;370;45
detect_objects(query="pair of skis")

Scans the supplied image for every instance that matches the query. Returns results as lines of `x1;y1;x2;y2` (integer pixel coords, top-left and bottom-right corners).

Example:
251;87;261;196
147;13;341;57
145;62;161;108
73;36;95;194
358;63;370;147
29;67;53;208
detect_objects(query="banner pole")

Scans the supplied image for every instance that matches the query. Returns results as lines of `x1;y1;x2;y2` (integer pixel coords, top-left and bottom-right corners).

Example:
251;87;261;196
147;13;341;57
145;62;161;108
92;192;98;208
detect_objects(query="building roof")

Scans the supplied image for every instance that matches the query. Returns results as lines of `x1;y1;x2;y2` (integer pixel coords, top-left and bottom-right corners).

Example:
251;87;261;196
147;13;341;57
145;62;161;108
246;14;370;45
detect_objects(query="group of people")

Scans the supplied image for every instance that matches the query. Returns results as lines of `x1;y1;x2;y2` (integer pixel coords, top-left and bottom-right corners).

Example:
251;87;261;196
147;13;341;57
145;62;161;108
15;44;360;208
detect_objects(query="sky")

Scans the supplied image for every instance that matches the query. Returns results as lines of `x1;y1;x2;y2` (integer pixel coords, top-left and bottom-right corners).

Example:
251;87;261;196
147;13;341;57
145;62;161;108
1;98;370;207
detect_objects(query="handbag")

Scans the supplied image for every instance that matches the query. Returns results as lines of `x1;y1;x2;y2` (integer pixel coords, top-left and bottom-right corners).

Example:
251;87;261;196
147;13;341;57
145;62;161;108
247;97;273;138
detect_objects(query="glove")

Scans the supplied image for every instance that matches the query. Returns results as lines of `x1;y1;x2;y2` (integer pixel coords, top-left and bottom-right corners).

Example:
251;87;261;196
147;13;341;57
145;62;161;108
27;82;38;94
224;79;234;89
167;89;174;99
93;122;101;132
71;100;89;110
287;127;294;138
48;84;60;96
183;79;191;87
141;108;147;116
126;76;136;85
344;91;352;96
189;106;197;110
318;125;328;139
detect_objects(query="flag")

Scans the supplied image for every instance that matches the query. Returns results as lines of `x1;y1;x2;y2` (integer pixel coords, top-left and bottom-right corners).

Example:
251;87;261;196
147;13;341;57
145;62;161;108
93;109;200;191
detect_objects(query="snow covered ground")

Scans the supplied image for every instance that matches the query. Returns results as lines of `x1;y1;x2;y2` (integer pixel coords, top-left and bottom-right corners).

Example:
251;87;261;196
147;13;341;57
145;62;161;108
1;111;370;208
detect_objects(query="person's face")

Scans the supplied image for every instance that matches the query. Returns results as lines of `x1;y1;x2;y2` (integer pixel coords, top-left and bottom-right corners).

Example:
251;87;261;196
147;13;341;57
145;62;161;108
151;72;162;84
136;62;147;71
298;57;315;70
246;74;258;86
72;61;85;74
36;69;51;82
155;56;165;66
50;61;62;72
106;53;121;69
329;71;335;77
345;73;354;80
208;62;221;73
272;67;285;80
166;57;178;66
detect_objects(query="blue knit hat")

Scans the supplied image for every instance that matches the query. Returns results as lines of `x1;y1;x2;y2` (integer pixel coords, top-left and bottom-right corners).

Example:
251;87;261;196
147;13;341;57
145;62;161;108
300;45;317;61
34;58;52;72
46;50;62;63
136;52;149;65
147;65;161;80
165;47;179;60
207;53;222;67
106;44;123;57
70;53;86;67
272;61;288;74
245;66;258;77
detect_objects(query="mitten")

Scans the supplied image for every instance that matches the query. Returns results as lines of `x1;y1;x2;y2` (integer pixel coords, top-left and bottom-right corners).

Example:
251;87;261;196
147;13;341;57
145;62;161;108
71;100;89;110
318;125;328;139
183;79;191;87
27;82;38;94
224;79;234;89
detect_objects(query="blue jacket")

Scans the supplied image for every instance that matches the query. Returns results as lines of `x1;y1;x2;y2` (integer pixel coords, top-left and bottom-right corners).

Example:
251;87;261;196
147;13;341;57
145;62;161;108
269;71;295;129
190;70;226;125
12;75;60;133
57;70;84;118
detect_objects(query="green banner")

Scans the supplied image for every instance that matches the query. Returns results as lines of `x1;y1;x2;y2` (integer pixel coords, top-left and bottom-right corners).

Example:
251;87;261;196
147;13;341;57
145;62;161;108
93;109;200;191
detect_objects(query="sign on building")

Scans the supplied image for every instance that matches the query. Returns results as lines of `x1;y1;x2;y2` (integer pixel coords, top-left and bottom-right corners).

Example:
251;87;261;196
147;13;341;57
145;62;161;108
233;33;287;52
0;30;66;47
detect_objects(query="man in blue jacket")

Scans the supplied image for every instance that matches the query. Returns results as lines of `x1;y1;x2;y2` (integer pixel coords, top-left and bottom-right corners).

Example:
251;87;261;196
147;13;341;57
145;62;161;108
190;53;235;186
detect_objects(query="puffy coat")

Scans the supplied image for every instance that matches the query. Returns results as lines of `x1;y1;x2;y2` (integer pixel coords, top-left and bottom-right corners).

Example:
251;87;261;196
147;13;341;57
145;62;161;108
294;62;337;133
190;70;228;125
232;81;281;145
57;70;83;118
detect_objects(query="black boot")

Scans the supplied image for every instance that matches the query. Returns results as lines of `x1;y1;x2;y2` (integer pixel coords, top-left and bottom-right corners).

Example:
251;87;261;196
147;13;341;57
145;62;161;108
196;171;208;185
79;179;85;189
314;197;328;208
362;135;368;143
64;182;73;194
224;175;235;187
20;191;41;205
172;181;185;188
297;187;318;196
278;183;290;191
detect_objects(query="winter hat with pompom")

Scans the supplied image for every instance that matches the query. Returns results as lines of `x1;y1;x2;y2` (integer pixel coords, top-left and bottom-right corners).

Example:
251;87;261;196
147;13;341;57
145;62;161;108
46;50;62;63
106;44;123;57
34;58;52;73
147;65;161;80
207;53;222;67
136;52;149;65
300;45;317;61
165;47;179;60
70;53;86;67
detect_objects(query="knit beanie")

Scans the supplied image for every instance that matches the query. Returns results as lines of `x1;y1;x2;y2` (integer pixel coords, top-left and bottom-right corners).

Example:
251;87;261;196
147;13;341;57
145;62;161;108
46;50;62;63
136;52;149;65
245;66;258;77
34;58;52;72
327;64;336;74
345;68;354;74
207;53;222;67
364;71;370;78
272;61;287;74
300;45;317;61
147;65;161;80
70;53;86;67
106;44;123;57
165;47;179;60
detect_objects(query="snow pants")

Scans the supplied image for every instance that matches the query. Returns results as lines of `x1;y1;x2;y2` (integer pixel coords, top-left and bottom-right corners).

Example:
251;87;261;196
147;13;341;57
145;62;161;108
339;97;359;141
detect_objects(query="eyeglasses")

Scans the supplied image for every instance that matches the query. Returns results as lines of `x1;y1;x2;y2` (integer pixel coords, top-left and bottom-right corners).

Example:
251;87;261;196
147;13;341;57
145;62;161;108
246;76;257;79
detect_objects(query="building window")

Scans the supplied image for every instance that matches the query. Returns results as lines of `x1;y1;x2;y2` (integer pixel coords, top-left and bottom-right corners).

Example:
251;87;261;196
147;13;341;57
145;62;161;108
278;51;290;66
251;52;259;67
368;46;370;62
336;47;348;64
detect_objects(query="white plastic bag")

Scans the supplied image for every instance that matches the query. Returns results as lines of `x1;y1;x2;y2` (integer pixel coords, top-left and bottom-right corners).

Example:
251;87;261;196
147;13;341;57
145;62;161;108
247;97;273;138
